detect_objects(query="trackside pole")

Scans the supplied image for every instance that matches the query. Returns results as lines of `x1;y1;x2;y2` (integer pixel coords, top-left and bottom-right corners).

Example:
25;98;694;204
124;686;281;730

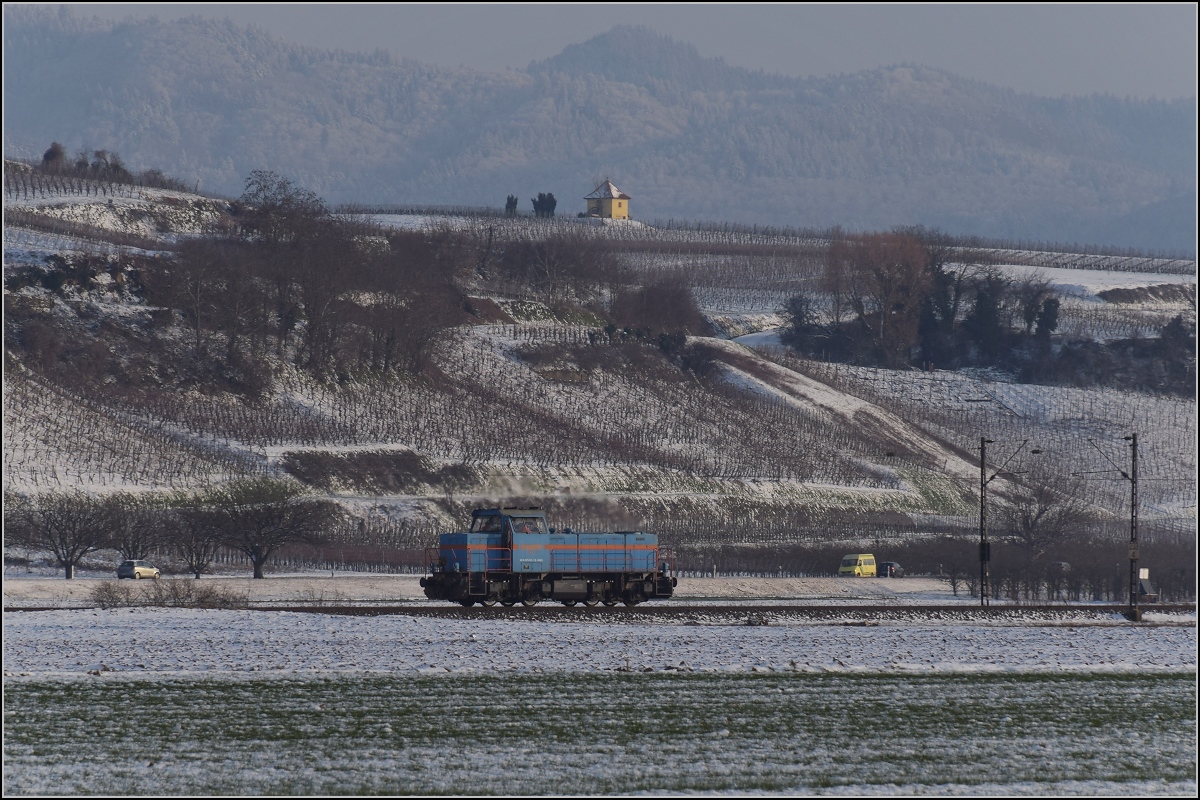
979;437;992;608
1125;433;1140;622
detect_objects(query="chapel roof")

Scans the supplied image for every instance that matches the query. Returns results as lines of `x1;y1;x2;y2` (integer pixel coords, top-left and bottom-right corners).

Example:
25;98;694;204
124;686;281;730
583;179;631;200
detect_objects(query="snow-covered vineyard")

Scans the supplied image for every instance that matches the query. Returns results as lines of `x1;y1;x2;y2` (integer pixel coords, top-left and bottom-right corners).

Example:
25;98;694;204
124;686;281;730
3;169;1196;557
790;357;1197;524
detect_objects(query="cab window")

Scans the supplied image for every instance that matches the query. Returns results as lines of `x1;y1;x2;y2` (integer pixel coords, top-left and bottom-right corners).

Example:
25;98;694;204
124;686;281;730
508;517;547;534
470;516;502;532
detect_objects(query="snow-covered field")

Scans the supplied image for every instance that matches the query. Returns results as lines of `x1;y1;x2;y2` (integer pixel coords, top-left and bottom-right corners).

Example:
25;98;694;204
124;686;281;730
3;603;1194;678
3;596;1194;796
5;668;1192;796
4;575;1193;678
0;572;1008;608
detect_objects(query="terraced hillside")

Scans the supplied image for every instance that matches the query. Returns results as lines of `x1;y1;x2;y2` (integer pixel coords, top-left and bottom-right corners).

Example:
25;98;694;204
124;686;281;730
4;168;1195;573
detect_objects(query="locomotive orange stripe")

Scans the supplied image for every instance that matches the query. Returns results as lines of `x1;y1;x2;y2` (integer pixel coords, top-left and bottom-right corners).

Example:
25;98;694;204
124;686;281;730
448;545;656;551
540;544;655;550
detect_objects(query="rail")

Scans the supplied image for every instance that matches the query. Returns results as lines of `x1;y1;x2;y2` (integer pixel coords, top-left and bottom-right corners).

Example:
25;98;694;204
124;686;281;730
7;601;1195;618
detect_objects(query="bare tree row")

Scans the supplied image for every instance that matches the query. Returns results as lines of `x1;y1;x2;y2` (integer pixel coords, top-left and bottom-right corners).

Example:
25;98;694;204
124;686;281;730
5;480;338;580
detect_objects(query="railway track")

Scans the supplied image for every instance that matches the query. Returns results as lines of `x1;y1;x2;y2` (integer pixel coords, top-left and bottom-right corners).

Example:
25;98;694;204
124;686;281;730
269;602;1197;621
11;602;1191;622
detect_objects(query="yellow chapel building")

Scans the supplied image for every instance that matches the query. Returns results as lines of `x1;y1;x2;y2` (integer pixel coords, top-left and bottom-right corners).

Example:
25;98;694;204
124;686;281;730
584;179;631;219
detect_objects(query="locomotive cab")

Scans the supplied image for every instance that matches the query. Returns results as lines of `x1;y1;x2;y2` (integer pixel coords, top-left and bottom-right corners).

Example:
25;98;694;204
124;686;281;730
421;507;676;608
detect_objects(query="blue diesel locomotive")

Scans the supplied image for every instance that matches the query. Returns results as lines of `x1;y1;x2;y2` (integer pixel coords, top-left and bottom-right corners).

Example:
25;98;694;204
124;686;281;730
420;507;676;607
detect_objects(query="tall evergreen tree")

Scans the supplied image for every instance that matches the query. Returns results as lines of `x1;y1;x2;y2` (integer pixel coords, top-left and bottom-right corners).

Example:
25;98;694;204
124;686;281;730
1034;298;1060;342
965;289;1003;363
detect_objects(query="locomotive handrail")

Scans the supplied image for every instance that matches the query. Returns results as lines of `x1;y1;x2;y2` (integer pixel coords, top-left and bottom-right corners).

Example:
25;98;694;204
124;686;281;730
423;546;441;575
466;543;512;572
426;544;512;572
423;511;675;604
657;547;675;574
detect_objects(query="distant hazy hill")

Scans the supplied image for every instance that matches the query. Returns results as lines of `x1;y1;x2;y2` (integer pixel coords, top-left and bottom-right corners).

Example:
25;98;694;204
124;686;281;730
4;8;1195;252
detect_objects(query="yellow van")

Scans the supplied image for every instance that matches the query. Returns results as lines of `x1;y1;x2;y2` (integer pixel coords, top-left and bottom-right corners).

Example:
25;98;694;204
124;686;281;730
838;553;877;577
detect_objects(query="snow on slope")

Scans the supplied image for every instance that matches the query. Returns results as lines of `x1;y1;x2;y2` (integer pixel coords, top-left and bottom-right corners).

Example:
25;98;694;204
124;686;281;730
4;183;231;254
995;263;1196;294
785;359;1197;521
703;338;981;487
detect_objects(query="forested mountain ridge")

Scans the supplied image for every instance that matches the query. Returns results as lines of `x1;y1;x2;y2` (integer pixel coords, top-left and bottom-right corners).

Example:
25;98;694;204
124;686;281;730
3;8;1195;252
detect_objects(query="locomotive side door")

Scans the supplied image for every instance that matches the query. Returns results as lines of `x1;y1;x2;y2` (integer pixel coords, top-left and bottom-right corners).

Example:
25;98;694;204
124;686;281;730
502;517;513;571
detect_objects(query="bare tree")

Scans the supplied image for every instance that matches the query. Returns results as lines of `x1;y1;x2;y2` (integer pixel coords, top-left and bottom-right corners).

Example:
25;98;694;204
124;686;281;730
108;496;163;561
497;234;616;304
928;535;976;597
999;471;1089;559
844;232;932;367
238;170;329;246
106;152;130;181
1043;560;1069;601
215;480;339;579
91;149;110;175
171;239;224;358
171;506;227;579
610;277;709;335
5;492;120;579
821;227;852;326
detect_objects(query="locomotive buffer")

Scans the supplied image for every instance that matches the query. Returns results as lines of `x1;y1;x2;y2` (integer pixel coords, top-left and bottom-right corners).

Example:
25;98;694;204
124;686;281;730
421;508;677;607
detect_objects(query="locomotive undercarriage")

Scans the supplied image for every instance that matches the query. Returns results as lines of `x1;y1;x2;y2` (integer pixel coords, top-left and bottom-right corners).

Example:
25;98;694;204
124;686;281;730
421;572;676;607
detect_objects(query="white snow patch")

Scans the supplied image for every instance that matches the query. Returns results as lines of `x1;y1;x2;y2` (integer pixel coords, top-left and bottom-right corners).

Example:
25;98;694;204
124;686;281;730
2;605;1193;677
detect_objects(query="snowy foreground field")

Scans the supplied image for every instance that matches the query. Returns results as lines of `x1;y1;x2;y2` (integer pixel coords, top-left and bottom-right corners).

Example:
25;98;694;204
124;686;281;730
3;576;1195;796
0;573;977;607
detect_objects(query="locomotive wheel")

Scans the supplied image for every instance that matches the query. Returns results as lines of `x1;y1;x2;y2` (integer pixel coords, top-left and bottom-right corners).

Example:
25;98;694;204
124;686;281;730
520;597;540;607
458;600;476;607
622;595;642;607
481;598;497;607
561;600;578;607
500;600;516;607
583;597;599;607
601;598;618;607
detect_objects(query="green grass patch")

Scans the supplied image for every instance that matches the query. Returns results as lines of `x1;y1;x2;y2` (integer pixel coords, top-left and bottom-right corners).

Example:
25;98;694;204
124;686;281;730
4;672;1194;795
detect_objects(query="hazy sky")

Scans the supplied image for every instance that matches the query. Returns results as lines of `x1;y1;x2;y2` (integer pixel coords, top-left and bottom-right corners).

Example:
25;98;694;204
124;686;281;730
30;3;1200;99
